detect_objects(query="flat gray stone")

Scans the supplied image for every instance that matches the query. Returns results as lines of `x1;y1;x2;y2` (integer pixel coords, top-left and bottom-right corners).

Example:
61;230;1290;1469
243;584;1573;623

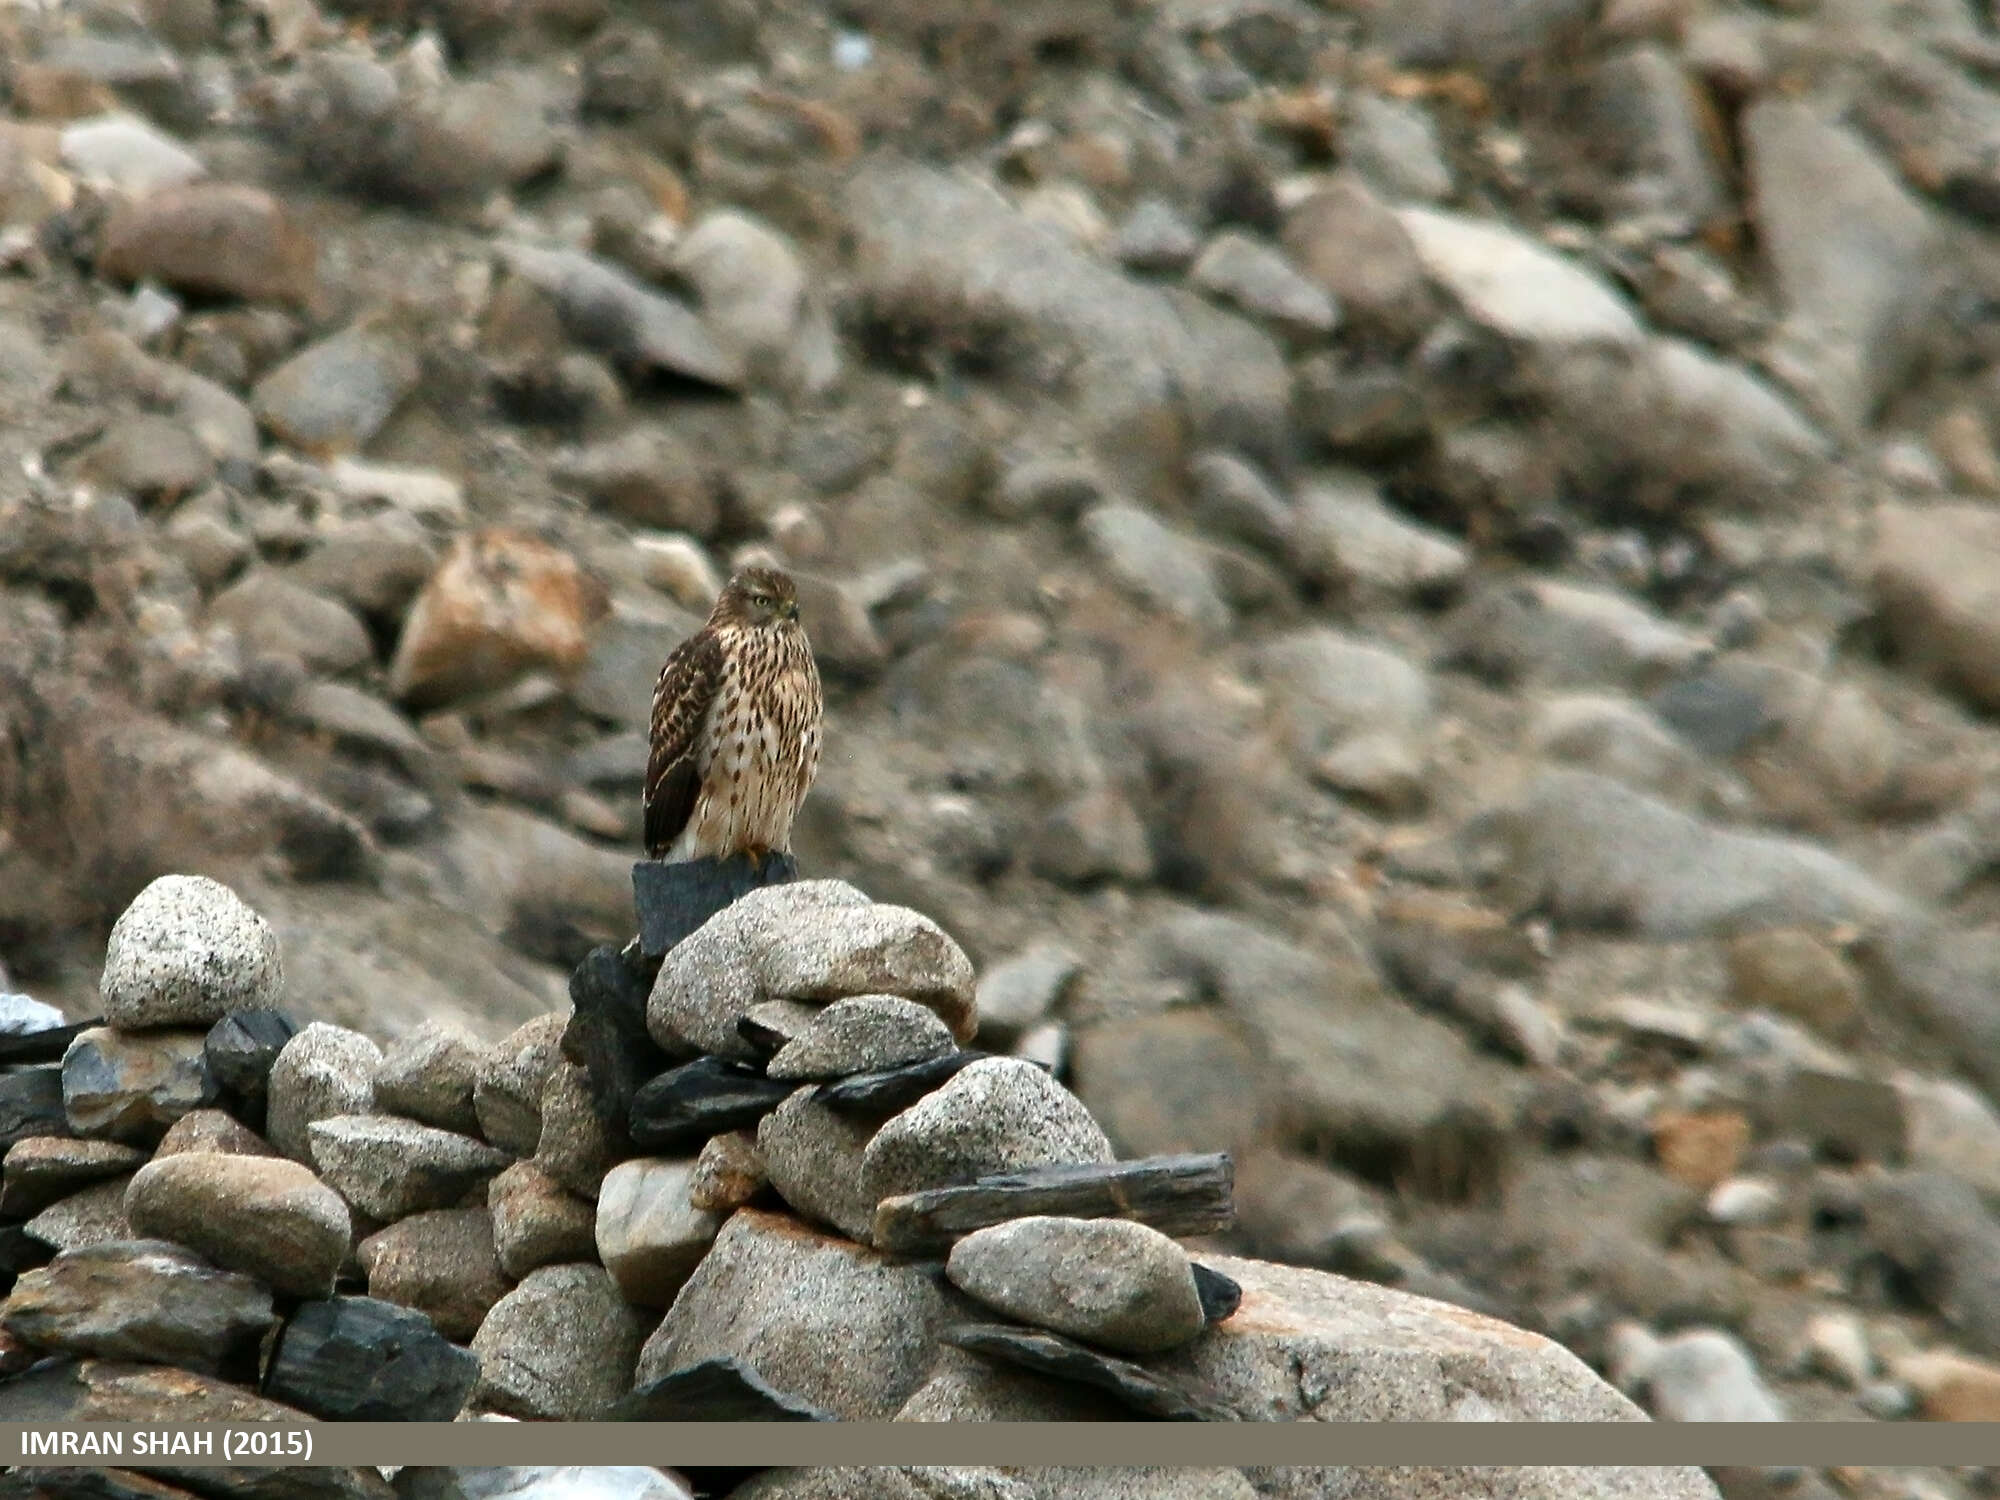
946;1216;1205;1354
308;1114;510;1222
24;1175;136;1253
266;1022;381;1163
1;1239;274;1373
767;996;957;1081
0;1137;144;1217
636;1208;960;1418
594;1156;723;1308
860;1058;1113;1206
61;1026;217;1146
123;1151;351;1298
471;1263;644;1420
98;875;282;1029
1397;205;1642;352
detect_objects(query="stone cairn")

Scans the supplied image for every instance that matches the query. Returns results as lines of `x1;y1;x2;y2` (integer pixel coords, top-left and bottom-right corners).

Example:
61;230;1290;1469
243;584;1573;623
0;863;1247;1439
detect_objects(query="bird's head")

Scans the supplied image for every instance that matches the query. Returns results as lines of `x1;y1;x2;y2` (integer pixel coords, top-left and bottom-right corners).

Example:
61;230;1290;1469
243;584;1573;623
714;564;801;627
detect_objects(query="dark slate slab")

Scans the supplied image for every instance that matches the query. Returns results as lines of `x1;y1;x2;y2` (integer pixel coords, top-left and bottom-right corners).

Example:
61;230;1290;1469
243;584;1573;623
1191;1262;1242;1325
633;851;798;960
203;1009;300;1129
0;1067;69;1150
812;1050;989;1117
628;1056;794;1154
610;1355;836;1421
871;1152;1236;1257
944;1323;1240;1422
0;1019;96;1067
264;1295;479;1422
561;943;670;1155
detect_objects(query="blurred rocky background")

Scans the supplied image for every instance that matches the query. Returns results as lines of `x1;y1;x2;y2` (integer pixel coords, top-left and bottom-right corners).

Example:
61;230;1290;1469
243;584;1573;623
4;0;2000;1478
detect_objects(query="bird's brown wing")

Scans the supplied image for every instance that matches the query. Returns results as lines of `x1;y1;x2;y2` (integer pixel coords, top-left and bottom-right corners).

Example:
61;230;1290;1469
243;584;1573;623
643;628;724;858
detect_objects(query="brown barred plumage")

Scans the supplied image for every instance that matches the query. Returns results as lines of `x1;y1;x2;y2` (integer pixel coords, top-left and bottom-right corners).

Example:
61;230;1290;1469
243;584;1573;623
644;565;823;862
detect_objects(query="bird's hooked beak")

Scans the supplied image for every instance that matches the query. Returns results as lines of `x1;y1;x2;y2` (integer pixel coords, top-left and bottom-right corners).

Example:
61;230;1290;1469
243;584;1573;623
785;600;801;621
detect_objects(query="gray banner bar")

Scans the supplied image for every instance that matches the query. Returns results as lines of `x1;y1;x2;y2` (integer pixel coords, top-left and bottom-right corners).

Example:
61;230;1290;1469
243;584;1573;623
7;1423;2000;1467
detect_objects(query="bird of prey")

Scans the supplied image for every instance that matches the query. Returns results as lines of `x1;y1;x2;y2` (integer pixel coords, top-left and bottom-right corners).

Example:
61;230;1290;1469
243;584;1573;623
643;564;824;865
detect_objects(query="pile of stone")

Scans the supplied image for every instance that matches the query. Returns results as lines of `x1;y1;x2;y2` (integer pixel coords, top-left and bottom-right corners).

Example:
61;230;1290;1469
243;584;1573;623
0;870;1721;1500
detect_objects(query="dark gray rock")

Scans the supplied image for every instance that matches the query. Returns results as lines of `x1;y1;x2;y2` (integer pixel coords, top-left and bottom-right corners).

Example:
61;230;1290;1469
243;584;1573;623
943;1324;1239;1421
499;243;746;390
0;1067;70;1150
1;1239;274;1375
0;1019;93;1067
815;1051;990;1117
266;1295;479;1422
1192;1263;1241;1324
628;1056;794;1153
612;1355;835;1422
203;1009;300;1129
872;1153;1236;1258
561;943;669;1156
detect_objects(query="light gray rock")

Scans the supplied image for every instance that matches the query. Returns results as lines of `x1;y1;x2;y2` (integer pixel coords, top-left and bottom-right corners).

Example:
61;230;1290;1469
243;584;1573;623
1345;92;1453;202
859;1057;1113;1205
636;1208;961;1418
471;1264;645;1420
61;1027;217;1145
98;875;282;1030
844;160;1289;492
1870;501;2000;714
1;1239;275;1374
1397;205;1642;352
768;996;957;1081
893;1347;1127;1421
649;882;976;1058
399;1471;692;1500
1148;1252;1656;1419
1189;232;1339;337
1252;628;1433;809
1441;578;1707;691
671;210;840;398
1528;694;1730;811
488;1161;597;1279
474;1014;566;1156
1897;1074;2000;1200
60;113;205;194
945;1216;1205;1354
252;318;421;457
756;1088;880;1242
1631;1328;1786;1422
1742;98;1942;436
1114;198;1201;274
973;946;1081;1049
308;1115;510;1222
374;1021;485;1136
594;1157;723;1308
1455;770;1910;939
123;1151;351;1298
0;993;66;1035
266;1022;381;1163
1287;475;1469;596
1860;1170;2000;1357
1251;1471;1717;1500
1079;502;1231;636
